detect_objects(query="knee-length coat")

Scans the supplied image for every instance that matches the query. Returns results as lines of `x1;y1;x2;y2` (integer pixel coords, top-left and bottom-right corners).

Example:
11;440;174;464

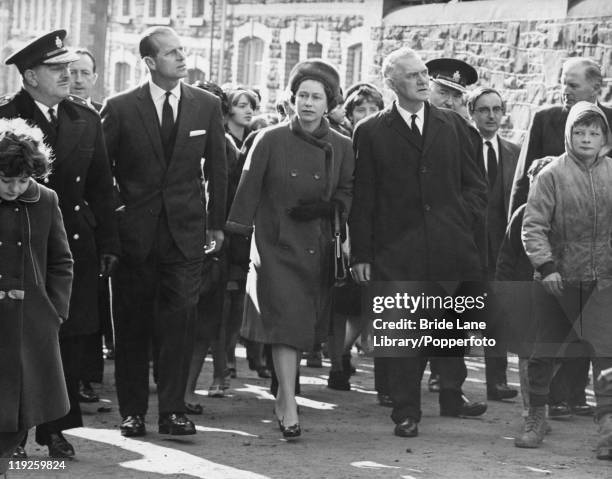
226;118;354;350
0;181;73;432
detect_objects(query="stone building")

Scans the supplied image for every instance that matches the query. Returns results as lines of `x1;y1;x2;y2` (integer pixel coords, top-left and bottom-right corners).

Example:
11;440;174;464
0;0;109;102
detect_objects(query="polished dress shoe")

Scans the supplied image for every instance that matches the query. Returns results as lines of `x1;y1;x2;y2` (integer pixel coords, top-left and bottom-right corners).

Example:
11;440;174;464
12;445;27;459
394;418;419;437
184;402;203;414
158;413;196;435
377;393;393;407
441;399;487;417
428;374;440;393
78;381;100;403
120;414;146;437
257;367;272;379
46;433;75;459
548;402;572;419
487;383;518;401
571;402;594;416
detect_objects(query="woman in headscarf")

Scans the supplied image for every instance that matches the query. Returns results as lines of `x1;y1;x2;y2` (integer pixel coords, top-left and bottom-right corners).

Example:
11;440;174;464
225;60;354;438
517;101;612;460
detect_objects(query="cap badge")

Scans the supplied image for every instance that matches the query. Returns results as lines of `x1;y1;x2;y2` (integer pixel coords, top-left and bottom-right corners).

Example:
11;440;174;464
55;36;63;49
452;71;462;83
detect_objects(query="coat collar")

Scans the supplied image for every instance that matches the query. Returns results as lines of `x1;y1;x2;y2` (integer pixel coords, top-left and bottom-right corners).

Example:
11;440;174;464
0;179;41;205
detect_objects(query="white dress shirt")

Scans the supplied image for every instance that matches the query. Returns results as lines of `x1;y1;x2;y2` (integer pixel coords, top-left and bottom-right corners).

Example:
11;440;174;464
34;100;59;123
149;80;181;125
396;102;425;135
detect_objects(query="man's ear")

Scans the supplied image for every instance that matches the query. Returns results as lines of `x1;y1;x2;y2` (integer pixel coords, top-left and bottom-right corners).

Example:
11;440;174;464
92;72;99;86
23;69;38;88
143;56;156;71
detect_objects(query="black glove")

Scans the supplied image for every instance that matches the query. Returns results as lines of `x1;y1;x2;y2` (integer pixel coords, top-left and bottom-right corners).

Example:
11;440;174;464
288;199;335;221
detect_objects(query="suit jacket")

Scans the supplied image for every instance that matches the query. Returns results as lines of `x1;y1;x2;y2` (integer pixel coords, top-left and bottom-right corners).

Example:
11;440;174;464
508;102;612;216
349;102;487;282
0;89;120;336
101;82;227;262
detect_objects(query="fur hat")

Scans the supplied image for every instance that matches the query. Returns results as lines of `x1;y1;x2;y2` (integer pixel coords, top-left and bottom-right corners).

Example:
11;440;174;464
288;59;342;110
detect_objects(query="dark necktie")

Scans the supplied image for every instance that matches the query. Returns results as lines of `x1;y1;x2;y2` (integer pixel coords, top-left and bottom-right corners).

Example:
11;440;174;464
160;91;175;161
410;114;422;139
485;140;497;187
48;107;58;131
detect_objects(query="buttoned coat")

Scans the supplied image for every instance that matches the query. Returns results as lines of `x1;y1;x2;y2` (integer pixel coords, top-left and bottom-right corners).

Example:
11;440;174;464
349;103;487;282
508;103;612;216
0;89;119;337
101;82;227;262
0;182;73;432
226;120;354;350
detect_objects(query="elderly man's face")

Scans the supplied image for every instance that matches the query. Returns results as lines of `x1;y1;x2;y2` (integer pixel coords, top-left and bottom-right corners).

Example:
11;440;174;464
147;32;187;83
561;63;600;109
29;63;71;106
387;55;429;105
429;82;464;110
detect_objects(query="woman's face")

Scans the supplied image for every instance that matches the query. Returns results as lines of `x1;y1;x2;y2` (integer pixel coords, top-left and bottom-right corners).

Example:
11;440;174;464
229;94;254;128
0;174;29;201
350;99;382;125
295;80;328;127
571;123;606;162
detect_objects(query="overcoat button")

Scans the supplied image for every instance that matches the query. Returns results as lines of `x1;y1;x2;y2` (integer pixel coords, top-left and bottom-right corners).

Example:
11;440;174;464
73;234;80;240
0;241;3;245
16;241;22;246
0;291;5;300
75;176;81;182
307;248;315;254
424;204;431;211
290;170;298;177
43;178;49;183
14;207;19;212
420;166;427;173
313;173;321;180
74;205;80;211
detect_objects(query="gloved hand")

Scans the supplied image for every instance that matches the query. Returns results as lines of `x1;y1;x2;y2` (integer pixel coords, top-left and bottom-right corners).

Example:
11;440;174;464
99;254;119;278
288;199;340;222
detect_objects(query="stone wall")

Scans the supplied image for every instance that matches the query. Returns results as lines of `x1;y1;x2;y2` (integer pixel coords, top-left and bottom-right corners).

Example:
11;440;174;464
372;14;612;143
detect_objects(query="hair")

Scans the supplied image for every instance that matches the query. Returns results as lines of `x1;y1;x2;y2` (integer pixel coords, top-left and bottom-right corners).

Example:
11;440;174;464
466;86;504;113
74;48;97;73
344;85;384;118
193;80;229;115
381;47;421;81
250;114;277;131
527;157;554;183
0;118;52;179
562;57;603;91
139;26;176;58
227;88;258;111
572;110;609;136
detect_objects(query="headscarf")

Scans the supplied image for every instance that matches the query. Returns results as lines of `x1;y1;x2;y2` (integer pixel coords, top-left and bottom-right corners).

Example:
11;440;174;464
564;101;612;163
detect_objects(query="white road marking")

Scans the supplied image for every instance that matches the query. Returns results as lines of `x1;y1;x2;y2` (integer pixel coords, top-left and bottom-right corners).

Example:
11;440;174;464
65;427;270;479
195;425;258;437
351;461;401;469
233;384;337;410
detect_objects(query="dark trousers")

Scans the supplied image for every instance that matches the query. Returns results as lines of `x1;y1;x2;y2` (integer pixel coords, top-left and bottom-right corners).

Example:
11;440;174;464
528;281;606;414
388;355;467;424
374;357;391;395
36;335;83;445
113;216;202;417
0;430;27;473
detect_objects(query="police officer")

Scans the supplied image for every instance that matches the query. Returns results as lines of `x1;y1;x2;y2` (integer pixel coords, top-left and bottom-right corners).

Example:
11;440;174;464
427;57;478;120
0;30;120;459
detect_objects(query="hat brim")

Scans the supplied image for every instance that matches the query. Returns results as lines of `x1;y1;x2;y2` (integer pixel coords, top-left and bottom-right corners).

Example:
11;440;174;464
431;78;466;94
42;50;79;65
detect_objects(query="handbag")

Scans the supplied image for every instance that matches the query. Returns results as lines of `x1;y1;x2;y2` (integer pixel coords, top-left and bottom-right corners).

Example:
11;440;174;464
333;203;348;286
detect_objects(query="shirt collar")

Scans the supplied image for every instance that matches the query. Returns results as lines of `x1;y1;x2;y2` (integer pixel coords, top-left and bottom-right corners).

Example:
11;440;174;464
482;134;500;155
396;101;425;126
34;100;58;121
149;79;182;102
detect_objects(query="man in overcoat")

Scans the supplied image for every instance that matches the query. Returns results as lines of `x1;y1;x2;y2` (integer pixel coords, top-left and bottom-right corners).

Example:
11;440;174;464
349;47;488;437
507;57;611;417
101;26;227;437
0;30;120;458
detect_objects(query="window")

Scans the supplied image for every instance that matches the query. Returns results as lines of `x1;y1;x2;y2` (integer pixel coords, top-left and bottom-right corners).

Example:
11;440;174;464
188;68;206;84
146;0;172;23
192;0;204;16
285;42;300;86
307;42;322;59
161;0;172;16
114;62;131;93
346;43;362;87
148;0;157;17
122;0;131;15
237;37;264;88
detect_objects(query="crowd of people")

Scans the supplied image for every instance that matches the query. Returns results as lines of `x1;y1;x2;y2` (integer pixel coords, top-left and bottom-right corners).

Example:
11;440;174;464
1;23;612;473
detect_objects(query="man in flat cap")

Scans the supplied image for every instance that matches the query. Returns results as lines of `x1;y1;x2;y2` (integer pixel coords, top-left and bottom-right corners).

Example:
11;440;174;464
0;29;120;459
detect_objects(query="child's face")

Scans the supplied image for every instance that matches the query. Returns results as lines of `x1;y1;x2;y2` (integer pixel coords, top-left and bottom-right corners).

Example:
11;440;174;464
350;99;381;125
571;123;606;162
0;174;30;201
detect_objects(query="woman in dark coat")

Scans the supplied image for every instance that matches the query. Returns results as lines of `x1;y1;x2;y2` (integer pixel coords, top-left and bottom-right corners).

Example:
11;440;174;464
0;118;73;469
226;60;354;438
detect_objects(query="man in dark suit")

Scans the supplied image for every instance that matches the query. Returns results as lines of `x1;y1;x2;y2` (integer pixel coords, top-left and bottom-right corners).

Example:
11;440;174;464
508;57;609;417
0;30;120;458
467;86;520;401
101;26;227;437
350;47;488;438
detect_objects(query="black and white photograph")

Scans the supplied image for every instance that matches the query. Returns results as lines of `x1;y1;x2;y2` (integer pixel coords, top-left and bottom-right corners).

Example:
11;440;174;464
0;0;612;478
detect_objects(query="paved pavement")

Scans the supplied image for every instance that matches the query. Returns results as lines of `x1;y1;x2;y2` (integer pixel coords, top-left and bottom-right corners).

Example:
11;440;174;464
6;348;611;479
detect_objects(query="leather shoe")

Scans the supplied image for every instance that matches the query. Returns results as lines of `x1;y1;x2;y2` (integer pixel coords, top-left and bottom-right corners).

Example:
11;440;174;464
184;402;203;414
158;413;196;435
78;382;100;403
327;370;351;391
548;402;572;419
428;375;440;393
394;418;418;437
12;445;27;459
571;402;594;416
441;398;487;417
46;433;75;459
377;393;393;407
487;383;518;401
120;414;146;437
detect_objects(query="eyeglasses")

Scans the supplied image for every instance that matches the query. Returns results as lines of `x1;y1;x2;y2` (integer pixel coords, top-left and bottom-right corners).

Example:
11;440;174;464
475;106;503;115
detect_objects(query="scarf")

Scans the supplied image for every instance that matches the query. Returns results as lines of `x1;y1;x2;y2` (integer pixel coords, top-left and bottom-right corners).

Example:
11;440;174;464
289;115;334;200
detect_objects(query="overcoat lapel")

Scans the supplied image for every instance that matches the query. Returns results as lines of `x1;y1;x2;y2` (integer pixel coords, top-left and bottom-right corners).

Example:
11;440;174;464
386;104;423;151
422;104;444;158
55;102;86;162
169;84;197;165
135;83;165;166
